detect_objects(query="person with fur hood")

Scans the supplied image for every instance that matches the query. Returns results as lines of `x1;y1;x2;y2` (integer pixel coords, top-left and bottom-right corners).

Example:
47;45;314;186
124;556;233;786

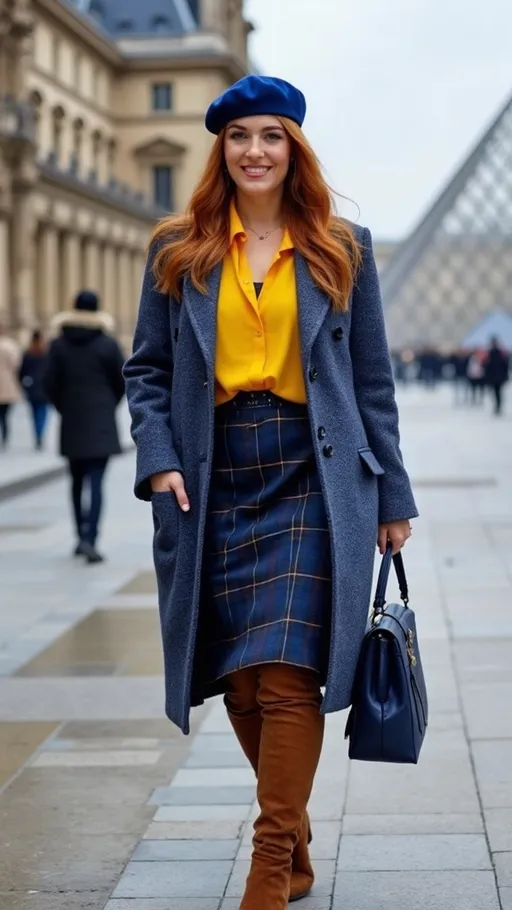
44;290;125;563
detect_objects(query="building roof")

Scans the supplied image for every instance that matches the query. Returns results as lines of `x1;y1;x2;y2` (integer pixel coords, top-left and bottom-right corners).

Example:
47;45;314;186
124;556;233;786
69;0;197;37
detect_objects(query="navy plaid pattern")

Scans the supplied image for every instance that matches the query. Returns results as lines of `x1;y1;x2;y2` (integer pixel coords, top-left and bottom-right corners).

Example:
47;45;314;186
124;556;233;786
197;391;331;699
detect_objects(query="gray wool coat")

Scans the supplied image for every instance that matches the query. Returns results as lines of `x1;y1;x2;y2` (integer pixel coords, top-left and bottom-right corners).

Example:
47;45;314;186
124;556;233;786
123;224;418;734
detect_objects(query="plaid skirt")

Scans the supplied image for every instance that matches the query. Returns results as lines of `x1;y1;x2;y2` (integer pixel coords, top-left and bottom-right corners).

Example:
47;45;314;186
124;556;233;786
196;390;332;700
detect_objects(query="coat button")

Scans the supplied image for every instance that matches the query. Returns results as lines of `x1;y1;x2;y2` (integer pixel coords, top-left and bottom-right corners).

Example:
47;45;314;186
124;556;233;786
203;380;208;387
323;444;334;458
332;327;344;341
317;426;327;440
309;367;318;381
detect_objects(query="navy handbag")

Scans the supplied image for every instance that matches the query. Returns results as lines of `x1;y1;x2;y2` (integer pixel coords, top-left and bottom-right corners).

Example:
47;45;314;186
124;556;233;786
344;544;428;763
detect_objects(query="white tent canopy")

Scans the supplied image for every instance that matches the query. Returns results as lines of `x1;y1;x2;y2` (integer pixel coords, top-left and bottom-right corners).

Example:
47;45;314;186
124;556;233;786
462;311;512;351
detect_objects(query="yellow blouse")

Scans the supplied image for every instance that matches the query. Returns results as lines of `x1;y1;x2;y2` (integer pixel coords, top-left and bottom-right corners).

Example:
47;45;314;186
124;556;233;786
214;203;307;406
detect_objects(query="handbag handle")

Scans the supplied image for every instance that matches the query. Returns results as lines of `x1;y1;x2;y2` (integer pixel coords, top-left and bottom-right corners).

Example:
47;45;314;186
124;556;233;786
372;543;409;615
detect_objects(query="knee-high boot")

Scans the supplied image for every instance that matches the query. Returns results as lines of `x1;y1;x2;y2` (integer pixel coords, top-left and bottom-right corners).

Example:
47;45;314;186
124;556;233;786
239;666;324;910
226;707;315;901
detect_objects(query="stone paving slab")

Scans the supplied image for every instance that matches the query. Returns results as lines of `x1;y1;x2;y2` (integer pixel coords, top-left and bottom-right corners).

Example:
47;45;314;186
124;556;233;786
472;740;512;807
337;833;491;871
494;852;512;888
342;812;484;835
112;860;233;898
106;901;220;910
143;820;245;840
150;786;256;807
132;839;240;861
332;871;500;909
484;808;512;851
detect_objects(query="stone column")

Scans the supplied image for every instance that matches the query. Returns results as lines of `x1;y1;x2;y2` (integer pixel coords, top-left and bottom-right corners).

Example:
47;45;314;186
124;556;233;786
62;232;81;310
102;244;116;318
84;237;101;293
117;247;131;338
0;218;10;319
11;189;36;330
131;250;145;327
39;222;59;327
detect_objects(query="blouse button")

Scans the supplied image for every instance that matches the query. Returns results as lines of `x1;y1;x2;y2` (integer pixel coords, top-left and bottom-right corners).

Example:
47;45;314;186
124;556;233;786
255;330;262;337
317;426;327;440
323;444;334;458
332;327;344;341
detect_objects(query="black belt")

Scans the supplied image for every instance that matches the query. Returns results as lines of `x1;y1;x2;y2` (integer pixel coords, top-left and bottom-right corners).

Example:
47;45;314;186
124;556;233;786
221;390;290;409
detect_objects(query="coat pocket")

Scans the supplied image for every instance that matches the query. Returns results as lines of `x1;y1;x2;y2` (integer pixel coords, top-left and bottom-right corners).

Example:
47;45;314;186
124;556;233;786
152;492;180;556
358;446;385;476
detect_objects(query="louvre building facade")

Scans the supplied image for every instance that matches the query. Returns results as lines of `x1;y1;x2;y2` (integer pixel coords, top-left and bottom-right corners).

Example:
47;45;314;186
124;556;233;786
0;0;249;345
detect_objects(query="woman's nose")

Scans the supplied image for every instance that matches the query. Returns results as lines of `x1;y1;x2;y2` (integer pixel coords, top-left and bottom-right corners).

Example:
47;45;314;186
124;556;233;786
246;142;265;159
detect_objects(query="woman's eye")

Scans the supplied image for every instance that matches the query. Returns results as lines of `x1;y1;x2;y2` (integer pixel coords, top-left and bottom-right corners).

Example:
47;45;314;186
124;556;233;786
266;133;282;141
229;131;246;140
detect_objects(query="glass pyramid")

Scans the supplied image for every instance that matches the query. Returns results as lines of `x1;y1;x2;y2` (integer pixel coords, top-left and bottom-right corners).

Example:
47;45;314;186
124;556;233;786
380;93;512;351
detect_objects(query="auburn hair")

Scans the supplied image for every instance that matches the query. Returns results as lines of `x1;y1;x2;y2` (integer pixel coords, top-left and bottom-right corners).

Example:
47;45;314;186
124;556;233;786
151;117;362;311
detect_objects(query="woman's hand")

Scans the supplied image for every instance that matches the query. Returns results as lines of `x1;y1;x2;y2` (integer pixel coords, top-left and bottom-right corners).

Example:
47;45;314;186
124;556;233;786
378;519;412;555
150;471;190;512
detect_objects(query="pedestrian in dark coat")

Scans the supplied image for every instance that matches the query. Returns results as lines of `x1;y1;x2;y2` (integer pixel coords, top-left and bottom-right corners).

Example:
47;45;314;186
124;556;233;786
44;291;125;562
484;337;509;415
123;75;418;910
19;330;49;449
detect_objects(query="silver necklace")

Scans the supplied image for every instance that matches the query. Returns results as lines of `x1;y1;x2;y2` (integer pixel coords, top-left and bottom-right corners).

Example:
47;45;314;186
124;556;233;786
245;224;282;241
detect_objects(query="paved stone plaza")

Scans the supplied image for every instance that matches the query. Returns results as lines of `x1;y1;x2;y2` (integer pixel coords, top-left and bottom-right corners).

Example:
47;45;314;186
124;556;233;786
1;385;512;910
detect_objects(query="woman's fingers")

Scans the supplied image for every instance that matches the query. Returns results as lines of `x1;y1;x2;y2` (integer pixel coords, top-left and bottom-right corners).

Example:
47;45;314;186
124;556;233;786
169;472;190;512
378;520;412;555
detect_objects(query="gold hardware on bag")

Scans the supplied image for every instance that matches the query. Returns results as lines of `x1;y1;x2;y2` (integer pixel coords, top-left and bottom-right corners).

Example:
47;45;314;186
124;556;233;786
407;629;417;667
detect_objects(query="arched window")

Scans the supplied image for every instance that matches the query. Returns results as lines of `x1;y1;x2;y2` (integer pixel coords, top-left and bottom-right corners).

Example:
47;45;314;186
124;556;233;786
91;129;103;180
51;105;65;166
29;91;43;152
70;118;84;174
107;138;117;181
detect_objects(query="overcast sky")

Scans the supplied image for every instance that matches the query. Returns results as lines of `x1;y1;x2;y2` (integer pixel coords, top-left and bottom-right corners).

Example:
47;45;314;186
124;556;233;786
244;0;512;239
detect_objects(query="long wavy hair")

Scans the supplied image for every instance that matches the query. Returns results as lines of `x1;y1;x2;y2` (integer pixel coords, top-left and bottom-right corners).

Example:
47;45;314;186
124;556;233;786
151;117;362;311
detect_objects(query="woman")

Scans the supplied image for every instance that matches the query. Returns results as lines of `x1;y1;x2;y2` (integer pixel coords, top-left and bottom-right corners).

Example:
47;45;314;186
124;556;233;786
124;75;418;909
0;320;22;449
19;329;49;450
44;291;125;563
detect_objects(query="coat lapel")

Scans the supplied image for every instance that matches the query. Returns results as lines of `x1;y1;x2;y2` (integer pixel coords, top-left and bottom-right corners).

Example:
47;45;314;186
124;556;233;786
294;252;330;365
182;264;222;377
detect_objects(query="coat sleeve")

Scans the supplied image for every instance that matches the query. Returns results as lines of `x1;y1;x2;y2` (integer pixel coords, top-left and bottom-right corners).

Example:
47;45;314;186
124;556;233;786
104;338;126;405
42;340;62;412
123;244;183;501
350;227;418;524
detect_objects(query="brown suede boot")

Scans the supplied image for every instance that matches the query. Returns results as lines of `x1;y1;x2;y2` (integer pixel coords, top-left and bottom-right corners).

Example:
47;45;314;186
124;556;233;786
226;708;315;901
238;665;324;910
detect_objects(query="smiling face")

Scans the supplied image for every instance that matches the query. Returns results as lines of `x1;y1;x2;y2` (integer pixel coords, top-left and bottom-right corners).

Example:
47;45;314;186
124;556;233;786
223;115;292;197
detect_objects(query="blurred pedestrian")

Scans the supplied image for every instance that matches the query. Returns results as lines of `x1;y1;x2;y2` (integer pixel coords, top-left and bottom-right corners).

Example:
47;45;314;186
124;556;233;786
485;337;509;415
123;75;418;909
0;319;22;449
466;348;486;405
44;291;125;563
19;329;49;450
451;349;470;405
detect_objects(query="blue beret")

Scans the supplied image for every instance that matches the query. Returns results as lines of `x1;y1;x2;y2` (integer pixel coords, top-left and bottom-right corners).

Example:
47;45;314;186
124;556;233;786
205;75;306;135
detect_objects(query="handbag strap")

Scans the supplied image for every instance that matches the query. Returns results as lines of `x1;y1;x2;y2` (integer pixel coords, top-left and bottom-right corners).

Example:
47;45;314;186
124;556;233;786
372;544;409;614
